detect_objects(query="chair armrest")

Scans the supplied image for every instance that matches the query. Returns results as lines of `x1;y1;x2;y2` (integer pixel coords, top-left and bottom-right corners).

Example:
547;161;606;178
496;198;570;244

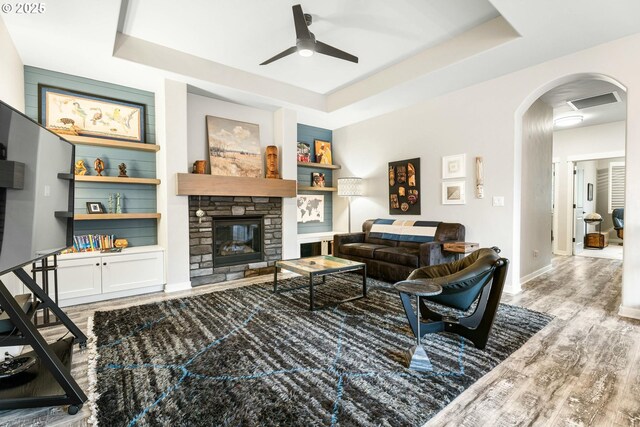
333;232;365;257
419;241;457;266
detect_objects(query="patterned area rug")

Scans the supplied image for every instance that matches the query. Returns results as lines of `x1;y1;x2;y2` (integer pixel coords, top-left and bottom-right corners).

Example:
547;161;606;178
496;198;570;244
89;275;552;426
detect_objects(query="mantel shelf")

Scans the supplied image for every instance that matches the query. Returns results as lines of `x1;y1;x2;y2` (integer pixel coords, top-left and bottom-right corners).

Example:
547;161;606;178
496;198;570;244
74;175;161;185
297;185;337;192
74;213;161;220
62;135;160;152
176;173;297;198
297;162;341;170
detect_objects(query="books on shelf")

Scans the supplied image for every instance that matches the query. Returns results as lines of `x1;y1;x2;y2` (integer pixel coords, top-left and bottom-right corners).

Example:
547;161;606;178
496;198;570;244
70;234;116;252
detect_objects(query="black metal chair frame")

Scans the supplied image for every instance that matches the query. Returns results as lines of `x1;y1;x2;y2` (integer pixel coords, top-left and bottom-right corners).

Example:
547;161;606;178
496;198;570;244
398;257;509;350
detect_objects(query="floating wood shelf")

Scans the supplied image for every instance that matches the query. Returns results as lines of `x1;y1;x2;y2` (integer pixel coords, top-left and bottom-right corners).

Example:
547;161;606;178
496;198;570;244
74;213;161;220
297;162;341;170
74;175;161;185
176;173;297;197
63;135;160;152
297;185;338;192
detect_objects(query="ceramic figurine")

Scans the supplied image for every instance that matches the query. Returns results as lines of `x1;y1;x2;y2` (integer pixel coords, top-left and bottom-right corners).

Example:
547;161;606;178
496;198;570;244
118;163;128;177
74;160;87;176
116;193;122;213
94;158;105;176
107;193;114;213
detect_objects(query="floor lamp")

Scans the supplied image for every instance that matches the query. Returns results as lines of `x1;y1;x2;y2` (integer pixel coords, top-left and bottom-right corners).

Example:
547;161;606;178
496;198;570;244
337;177;363;233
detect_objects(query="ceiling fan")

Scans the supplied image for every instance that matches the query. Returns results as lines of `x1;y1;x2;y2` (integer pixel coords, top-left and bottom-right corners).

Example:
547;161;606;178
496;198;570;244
260;4;358;65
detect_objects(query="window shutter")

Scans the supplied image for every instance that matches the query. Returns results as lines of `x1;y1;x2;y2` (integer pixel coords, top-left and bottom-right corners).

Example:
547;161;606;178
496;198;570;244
608;162;625;213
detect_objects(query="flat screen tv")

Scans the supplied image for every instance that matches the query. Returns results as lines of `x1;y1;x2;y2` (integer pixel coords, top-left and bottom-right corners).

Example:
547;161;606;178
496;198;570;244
0;99;74;275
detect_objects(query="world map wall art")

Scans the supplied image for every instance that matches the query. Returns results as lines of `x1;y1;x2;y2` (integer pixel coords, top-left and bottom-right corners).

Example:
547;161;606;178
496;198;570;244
297;194;324;223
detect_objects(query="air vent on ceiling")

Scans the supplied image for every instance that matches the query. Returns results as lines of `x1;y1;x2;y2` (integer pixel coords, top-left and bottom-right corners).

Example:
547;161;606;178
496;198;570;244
567;92;621;110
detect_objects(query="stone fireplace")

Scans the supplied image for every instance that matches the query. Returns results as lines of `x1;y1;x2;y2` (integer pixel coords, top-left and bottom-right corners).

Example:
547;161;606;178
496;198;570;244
189;196;282;286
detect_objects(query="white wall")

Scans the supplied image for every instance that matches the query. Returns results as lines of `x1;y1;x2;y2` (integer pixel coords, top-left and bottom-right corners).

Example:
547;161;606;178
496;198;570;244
156;80;191;292
520;100;553;279
552;121;626;254
334;32;640;314
0;17;24;112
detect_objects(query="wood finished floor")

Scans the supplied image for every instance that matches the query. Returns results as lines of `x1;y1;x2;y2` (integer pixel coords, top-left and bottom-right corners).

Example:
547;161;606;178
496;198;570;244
1;256;638;426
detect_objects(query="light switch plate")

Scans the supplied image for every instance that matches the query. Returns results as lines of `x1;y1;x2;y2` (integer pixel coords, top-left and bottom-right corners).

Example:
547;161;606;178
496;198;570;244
492;196;505;207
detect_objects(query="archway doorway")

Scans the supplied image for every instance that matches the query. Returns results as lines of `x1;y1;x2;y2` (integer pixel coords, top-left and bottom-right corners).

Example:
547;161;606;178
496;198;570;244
518;74;627;286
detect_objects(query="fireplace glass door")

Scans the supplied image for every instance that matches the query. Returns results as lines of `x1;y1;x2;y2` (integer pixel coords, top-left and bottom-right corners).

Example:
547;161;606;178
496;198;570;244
213;216;263;267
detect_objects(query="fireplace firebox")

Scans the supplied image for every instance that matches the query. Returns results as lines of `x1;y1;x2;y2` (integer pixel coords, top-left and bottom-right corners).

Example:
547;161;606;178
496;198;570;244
212;216;264;267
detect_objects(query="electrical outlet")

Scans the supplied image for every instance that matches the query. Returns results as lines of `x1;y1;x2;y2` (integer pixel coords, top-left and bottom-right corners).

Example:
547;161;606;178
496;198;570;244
533;249;539;258
492;196;505;207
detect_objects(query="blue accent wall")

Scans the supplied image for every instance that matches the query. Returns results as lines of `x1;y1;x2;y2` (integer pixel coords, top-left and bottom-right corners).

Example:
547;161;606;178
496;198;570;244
24;66;158;247
297;124;333;234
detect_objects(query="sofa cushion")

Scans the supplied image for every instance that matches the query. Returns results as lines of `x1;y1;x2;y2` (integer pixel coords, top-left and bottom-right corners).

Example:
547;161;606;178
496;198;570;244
373;247;420;268
368;219;440;243
340;243;388;259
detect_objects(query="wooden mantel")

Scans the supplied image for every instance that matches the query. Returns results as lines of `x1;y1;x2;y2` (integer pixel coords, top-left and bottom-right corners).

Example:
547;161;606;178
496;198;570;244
176;173;297;198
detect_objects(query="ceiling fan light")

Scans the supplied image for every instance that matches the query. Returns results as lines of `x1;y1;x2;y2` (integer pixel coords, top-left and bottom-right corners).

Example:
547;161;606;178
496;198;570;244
298;48;314;57
554;115;583;127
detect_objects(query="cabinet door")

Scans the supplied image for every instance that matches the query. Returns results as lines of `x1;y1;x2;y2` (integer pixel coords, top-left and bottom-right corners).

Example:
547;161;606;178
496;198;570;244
101;251;164;293
57;257;102;300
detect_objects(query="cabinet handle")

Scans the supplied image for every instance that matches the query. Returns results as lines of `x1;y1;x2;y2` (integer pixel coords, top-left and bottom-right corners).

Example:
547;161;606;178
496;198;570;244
95;263;99;266
103;262;107;266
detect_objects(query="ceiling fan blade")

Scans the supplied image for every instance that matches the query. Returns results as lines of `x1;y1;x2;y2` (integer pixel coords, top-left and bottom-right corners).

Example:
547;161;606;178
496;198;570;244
316;40;358;63
260;46;297;65
292;4;311;40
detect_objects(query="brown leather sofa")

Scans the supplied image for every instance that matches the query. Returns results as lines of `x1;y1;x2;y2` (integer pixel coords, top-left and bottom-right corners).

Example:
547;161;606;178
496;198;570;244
333;219;465;283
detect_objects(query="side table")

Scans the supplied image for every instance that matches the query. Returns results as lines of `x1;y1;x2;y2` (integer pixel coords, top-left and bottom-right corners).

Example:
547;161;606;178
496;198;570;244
443;242;479;260
393;279;442;371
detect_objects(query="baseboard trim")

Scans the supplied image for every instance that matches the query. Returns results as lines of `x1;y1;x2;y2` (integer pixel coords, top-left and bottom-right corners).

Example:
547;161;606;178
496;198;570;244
164;281;192;293
618;305;640;320
502;284;521;295
553;250;570;256
520;264;553;285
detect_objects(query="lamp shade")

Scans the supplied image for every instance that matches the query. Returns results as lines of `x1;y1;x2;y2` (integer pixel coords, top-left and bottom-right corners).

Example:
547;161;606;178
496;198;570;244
337;177;363;197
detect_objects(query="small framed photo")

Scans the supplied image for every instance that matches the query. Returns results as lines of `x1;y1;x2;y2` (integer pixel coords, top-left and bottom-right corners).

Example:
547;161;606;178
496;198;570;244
314;140;332;165
86;202;105;214
442;181;466;205
311;172;325;187
442;154;466;179
297;142;311;162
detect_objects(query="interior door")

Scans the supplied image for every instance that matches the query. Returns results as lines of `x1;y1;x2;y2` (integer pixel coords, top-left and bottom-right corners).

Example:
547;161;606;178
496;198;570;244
573;166;585;255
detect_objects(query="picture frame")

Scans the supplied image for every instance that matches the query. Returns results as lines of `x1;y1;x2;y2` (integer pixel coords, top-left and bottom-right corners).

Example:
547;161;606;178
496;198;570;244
86;202;105;214
297;142;311;162
311;172;325;187
314;140;333;165
587;183;594;201
389;158;420;215
442;181;466;205
442;154;466;179
39;85;146;143
206;115;262;178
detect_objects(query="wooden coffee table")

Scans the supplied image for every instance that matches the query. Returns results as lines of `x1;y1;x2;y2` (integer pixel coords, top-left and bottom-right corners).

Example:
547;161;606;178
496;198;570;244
274;255;367;311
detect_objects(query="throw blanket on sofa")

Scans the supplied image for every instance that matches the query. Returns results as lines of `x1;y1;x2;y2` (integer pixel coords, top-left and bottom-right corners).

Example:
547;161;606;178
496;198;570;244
369;219;440;243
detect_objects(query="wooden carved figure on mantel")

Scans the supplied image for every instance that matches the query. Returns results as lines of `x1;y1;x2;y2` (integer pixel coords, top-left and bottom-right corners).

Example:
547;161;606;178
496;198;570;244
94;158;105;176
118;162;128;177
75;159;87;175
265;145;280;179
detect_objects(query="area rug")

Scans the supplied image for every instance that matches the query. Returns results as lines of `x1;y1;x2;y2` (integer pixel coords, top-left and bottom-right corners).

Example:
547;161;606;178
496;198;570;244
88;275;553;426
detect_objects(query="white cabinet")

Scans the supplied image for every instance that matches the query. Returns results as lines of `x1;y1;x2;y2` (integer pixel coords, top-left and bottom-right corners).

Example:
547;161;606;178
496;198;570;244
51;246;165;306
